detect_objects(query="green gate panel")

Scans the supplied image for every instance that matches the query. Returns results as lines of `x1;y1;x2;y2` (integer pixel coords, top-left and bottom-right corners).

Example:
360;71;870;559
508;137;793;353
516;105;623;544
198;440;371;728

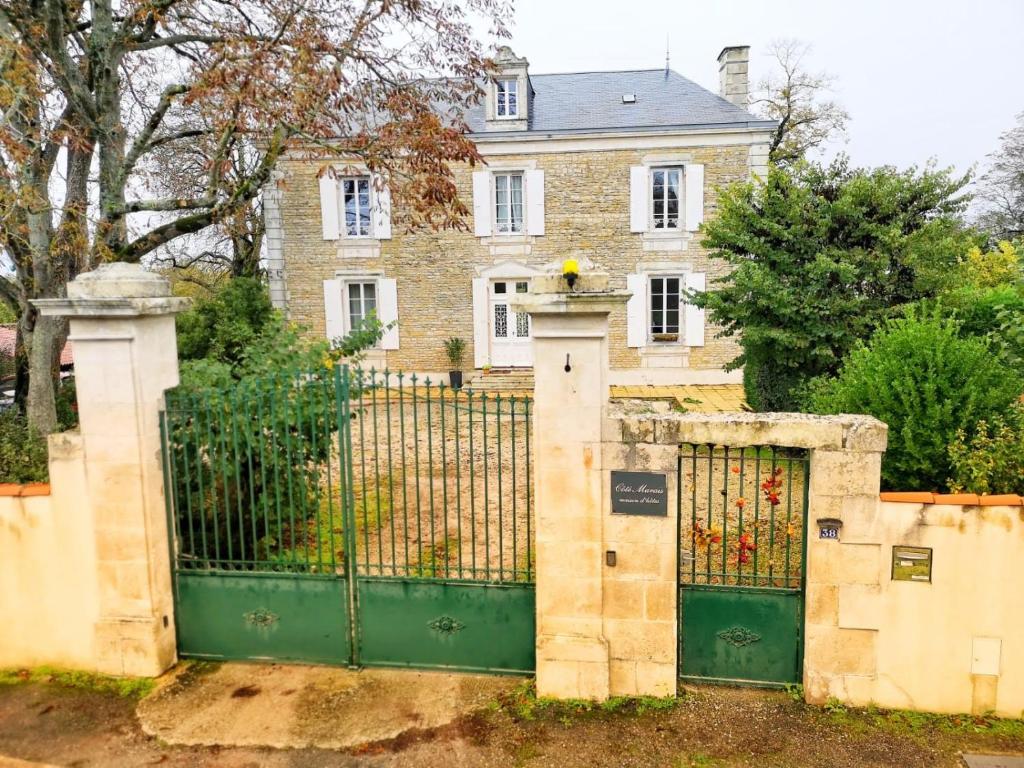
680;586;802;685
356;579;535;674
175;572;351;665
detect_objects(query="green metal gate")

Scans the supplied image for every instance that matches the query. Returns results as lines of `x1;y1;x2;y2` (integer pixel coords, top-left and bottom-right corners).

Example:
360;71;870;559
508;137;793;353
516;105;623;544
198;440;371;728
160;365;534;673
677;444;809;687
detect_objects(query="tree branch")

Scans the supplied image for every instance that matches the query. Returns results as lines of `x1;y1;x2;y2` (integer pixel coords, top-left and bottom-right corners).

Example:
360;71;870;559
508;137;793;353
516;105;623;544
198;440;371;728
120;83;190;182
116;125;289;263
120;195;218;213
128;33;224;51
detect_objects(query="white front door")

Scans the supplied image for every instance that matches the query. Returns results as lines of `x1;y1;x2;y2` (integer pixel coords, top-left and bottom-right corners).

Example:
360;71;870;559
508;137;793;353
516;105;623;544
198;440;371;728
489;279;532;367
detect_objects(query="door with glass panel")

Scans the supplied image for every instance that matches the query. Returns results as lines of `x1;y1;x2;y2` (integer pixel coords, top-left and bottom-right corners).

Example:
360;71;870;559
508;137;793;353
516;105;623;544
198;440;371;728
489;279;532;367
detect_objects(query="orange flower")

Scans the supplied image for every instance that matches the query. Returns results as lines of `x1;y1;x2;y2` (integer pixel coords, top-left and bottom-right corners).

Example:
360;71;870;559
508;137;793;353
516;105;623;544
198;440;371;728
731;466;740;474
736;497;746;508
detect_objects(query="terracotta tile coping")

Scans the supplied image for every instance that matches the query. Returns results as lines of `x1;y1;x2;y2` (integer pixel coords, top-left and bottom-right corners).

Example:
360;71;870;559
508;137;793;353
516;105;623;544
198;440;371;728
0;483;51;497
880;491;1023;506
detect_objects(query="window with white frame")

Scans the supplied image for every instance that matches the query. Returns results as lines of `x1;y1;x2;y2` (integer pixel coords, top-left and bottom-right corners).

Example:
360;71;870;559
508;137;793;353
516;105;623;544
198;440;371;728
651;167;682;230
494;172;524;233
346;280;377;332
649;275;682;339
495;78;519;118
342;176;372;237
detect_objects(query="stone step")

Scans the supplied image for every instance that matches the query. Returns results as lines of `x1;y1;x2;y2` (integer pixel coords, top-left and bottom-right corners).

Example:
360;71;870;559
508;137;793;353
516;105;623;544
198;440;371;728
468;368;535;392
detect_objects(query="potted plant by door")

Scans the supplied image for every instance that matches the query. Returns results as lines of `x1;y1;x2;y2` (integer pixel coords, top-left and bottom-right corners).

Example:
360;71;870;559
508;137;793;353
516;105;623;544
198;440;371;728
444;337;467;389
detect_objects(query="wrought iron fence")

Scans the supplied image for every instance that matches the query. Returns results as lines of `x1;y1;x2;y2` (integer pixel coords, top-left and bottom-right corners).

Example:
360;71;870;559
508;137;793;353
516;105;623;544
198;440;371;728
348;368;533;583
161;365;344;575
678;444;809;590
160;365;535;584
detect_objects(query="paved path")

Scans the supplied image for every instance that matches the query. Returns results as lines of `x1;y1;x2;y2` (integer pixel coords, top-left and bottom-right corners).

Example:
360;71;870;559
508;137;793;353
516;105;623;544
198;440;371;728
963;756;1024;767
136;662;518;750
610;383;748;412
400;383;749;412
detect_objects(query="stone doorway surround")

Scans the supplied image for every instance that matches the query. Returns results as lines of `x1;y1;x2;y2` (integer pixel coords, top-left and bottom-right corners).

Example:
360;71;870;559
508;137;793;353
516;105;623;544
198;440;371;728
471;260;545;369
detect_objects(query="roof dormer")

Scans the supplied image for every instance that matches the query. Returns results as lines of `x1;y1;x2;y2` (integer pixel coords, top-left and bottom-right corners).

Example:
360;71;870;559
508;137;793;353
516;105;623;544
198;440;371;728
484;47;531;132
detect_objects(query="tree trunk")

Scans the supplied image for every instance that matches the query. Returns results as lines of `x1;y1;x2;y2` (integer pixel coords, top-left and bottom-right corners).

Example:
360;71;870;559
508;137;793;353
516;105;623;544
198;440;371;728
25;313;61;434
21;125;93;434
13;326;29;416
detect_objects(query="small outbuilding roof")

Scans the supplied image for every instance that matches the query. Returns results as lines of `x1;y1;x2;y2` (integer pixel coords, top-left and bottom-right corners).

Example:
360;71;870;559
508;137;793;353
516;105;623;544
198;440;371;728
0;325;73;368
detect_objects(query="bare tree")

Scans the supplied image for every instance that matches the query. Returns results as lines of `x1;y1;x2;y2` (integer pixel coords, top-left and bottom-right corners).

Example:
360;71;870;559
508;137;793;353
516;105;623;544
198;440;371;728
751;39;849;165
146;126;266;279
975;112;1024;241
0;0;510;433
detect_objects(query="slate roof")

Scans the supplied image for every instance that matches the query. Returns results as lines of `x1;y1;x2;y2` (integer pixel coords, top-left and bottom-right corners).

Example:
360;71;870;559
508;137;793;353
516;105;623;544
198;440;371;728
464;68;774;136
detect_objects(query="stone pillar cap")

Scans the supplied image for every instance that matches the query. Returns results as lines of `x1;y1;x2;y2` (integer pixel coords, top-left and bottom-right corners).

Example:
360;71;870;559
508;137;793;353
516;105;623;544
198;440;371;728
512;289;630;316
68;263;170;299
32;264;191;318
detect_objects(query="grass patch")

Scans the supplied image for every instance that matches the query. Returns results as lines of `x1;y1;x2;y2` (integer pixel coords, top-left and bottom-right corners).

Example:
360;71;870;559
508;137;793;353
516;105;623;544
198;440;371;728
674;755;723;768
495;679;679;725
273;475;393;570
0;666;155;699
817;699;1024;739
410;534;460;578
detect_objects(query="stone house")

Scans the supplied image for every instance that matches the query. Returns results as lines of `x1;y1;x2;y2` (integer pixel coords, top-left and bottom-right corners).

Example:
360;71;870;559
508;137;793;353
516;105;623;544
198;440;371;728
267;45;775;384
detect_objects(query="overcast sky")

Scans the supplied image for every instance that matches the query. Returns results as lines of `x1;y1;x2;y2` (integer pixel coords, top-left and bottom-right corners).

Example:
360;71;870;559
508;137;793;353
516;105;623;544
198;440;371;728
505;0;1023;182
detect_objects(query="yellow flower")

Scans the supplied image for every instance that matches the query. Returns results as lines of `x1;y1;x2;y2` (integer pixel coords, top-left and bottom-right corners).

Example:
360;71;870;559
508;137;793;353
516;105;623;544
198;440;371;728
562;258;579;276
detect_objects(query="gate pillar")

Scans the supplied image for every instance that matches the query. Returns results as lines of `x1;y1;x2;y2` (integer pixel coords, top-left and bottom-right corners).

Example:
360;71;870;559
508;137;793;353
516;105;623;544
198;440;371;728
515;271;628;700
35;264;189;676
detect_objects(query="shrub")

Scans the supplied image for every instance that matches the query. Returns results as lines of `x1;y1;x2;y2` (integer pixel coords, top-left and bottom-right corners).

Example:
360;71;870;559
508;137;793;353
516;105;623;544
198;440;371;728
443;337;466;369
0;411;49;483
743;357;804;413
934;283;1024;340
171;279;386;563
696;159;974;411
948;401;1024;495
806;316;1023;491
55;377;78;431
956;240;1021;288
176;277;274;367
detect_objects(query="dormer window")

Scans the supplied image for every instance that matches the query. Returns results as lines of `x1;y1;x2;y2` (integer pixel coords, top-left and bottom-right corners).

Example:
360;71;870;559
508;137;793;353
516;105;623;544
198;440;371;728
495;78;519;118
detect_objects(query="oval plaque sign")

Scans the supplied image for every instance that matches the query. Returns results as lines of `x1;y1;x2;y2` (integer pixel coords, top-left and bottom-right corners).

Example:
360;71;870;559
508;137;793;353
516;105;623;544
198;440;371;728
611;470;667;517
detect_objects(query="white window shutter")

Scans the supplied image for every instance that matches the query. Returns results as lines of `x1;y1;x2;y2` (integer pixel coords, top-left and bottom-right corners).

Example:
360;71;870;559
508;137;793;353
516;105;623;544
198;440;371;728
685;164;705;232
525;169;545;236
684;272;706;347
472;277;489;367
377;278;400;350
319;172;340;240
626;273;647;348
373;181;392;240
323;279;344;343
472;171;491;237
629;165;648;233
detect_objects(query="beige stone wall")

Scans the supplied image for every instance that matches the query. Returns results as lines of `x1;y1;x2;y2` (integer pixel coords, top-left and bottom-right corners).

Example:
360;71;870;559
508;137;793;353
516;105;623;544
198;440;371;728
277;141;752;375
0;434;100;670
600;431;679;698
805;499;1024;718
525;284;893;702
7;264;187;678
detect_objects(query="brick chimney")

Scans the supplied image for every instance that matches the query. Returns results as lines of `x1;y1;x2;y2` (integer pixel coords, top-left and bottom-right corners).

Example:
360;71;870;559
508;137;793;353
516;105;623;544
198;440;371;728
717;46;750;108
